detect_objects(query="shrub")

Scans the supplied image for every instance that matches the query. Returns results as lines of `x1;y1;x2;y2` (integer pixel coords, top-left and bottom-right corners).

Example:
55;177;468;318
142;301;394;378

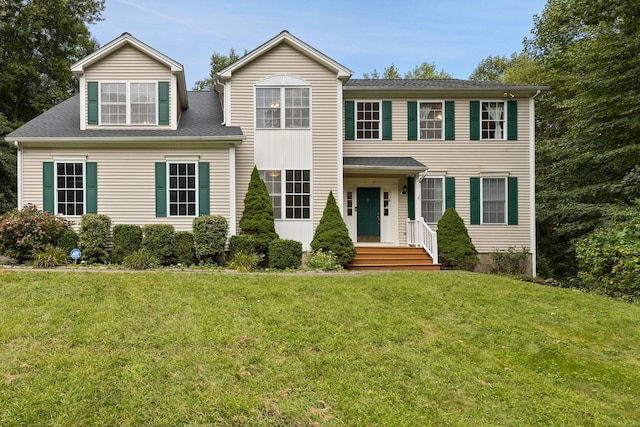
0;204;69;262
142;224;176;266
491;247;529;275
437;208;478;271
78;214;112;264
308;249;342;271
57;229;79;254
228;234;257;258
576;218;640;301
175;231;196;266
122;251;159;270
111;225;142;264
310;191;356;267
228;251;263;272
269;239;302;270
32;245;68;268
193;216;228;264
239;166;279;255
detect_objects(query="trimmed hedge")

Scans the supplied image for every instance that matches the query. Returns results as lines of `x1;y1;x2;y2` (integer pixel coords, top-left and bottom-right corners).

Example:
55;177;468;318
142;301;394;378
228;234;257;258
175;231;196;266
142;224;176;266
269;239;302;270
78;214;112;264
193;215;228;264
111;224;143;264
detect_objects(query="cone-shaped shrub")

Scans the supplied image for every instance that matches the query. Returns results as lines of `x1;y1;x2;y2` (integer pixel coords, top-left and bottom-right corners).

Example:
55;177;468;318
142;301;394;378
239;166;279;255
437;208;478;271
310;190;356;267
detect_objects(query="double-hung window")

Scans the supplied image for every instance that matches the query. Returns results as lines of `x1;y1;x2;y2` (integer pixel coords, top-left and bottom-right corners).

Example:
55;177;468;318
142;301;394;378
56;162;85;216
419;102;443;140
100;82;157;125
421;177;444;223
482;177;507;224
356;101;380;139
168;162;197;216
259;169;311;219
481;101;505;140
256;87;310;129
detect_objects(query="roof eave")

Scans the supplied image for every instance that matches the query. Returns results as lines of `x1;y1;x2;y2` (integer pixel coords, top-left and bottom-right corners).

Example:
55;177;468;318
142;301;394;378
343;85;550;95
12;135;245;145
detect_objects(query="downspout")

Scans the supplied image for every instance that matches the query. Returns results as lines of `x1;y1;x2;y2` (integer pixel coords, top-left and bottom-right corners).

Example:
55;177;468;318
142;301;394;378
530;90;541;277
14;141;22;209
229;145;236;236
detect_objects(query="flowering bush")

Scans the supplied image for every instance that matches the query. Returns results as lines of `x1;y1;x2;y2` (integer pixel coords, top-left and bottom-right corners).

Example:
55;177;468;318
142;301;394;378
0;204;69;262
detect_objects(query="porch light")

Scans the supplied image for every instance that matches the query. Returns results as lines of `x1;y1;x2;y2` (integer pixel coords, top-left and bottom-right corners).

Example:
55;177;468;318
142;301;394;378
401;185;408;195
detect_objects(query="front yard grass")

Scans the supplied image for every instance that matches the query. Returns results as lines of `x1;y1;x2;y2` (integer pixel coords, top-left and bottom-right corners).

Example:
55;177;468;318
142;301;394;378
0;270;638;426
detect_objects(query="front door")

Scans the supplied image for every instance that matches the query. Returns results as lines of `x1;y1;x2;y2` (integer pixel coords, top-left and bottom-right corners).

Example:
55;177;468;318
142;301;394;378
357;187;380;242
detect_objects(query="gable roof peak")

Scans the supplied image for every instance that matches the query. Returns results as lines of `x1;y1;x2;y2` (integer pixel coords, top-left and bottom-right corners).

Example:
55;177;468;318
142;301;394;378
217;30;353;81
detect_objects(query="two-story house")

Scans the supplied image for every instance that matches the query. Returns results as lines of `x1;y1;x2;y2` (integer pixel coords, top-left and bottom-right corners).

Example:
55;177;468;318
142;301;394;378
8;31;545;274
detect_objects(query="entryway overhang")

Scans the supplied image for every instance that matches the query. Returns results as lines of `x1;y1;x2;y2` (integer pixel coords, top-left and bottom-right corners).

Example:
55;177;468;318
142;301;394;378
343;157;427;175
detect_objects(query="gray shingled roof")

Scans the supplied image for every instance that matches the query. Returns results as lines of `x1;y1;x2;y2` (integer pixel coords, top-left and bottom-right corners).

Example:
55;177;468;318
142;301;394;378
344;78;547;92
8;91;243;139
344;157;426;169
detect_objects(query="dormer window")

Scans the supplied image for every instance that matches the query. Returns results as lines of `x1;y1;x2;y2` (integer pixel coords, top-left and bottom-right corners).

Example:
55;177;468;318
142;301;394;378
100;82;157;125
87;81;169;126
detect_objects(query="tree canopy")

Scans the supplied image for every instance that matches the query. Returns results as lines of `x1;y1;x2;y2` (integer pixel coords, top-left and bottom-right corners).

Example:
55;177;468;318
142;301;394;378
526;0;640;277
363;62;452;79
193;48;246;91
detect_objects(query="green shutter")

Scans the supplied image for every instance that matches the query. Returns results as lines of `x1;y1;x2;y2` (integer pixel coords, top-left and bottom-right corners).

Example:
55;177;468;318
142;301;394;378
382;101;392;140
507;100;518;140
155;162;167;217
470;177;480;225
445;176;455;209
470;101;480;140
508;177;518;225
158;82;169;125
345;101;355;140
86;162;97;214
87;82;98;125
198;162;210;216
445;101;455;140
43;162;54;213
407;176;415;220
407;101;417;140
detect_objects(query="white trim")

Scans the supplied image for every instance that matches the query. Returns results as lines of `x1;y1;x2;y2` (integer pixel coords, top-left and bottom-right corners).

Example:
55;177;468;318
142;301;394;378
54;159;87;218
417;100;445;141
480;100;507;141
256;75;310;86
355;100;383;141
164;155;200;162
480;177;508;225
529;96;537;276
14;141;22;209
229;146;236;235
79;75;87;131
337;79;344;214
166;160;199;218
224;81;232;125
98;81;159;126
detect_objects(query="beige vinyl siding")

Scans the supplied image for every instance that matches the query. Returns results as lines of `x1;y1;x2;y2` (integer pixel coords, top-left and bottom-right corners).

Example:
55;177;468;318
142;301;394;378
343;97;533;253
228;43;341;230
22;145;232;232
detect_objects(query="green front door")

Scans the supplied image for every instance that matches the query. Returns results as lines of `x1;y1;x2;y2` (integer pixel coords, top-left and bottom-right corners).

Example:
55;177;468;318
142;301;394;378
357;187;380;242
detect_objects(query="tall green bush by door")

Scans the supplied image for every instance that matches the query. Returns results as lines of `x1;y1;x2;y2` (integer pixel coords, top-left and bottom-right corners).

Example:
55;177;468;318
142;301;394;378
437;208;478;271
310;190;356;267
239;166;278;255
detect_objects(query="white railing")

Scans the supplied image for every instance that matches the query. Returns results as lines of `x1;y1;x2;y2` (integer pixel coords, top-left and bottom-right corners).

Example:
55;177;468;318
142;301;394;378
407;217;438;264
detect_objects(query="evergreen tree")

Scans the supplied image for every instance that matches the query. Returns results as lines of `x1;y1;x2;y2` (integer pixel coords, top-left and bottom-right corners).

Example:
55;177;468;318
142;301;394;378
437;208;478;271
310;191;356;267
239;166;278;255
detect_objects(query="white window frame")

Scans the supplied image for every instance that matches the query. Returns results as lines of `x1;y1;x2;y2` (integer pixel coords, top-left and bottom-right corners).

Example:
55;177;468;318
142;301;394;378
255;87;311;129
99;81;158;126
167;161;198;217
259;170;283;219
481;101;506;140
418;101;444;140
481;177;507;224
356;100;382;140
259;169;311;220
54;160;86;217
421;176;445;223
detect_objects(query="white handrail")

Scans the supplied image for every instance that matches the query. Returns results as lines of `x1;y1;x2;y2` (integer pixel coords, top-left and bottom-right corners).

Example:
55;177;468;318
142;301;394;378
406;217;438;264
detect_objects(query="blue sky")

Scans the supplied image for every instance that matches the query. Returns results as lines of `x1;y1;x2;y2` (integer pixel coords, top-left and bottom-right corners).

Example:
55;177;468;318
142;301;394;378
91;0;548;89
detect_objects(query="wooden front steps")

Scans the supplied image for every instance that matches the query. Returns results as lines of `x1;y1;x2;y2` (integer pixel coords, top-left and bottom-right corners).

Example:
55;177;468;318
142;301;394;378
347;246;441;271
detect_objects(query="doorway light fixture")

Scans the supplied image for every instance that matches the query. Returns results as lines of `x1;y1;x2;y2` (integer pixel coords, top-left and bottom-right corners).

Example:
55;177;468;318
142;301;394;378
401;185;408;195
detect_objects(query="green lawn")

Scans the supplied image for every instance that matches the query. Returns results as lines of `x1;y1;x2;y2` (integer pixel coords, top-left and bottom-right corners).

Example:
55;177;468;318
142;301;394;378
0;270;638;426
